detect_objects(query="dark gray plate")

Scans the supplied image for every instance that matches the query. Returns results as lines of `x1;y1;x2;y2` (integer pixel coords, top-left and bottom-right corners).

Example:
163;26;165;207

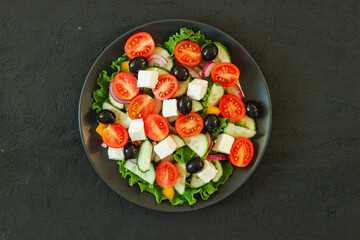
78;19;271;212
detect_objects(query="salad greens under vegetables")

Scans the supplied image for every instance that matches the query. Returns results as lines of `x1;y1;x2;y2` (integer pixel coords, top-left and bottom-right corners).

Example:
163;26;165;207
92;28;260;206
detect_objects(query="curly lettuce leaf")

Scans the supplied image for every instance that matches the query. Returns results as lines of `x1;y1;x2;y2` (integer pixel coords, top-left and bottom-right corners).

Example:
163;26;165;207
92;71;112;113
111;53;130;72
174;145;197;164
210;117;231;140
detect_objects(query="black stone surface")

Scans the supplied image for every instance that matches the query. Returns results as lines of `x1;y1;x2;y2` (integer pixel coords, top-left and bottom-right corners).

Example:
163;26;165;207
1;0;359;239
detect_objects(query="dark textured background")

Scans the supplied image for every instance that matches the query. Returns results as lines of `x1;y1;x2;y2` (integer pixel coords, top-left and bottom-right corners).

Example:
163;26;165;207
1;0;359;239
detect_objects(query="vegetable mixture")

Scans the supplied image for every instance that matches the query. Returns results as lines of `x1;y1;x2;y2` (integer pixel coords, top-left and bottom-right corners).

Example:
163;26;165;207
92;28;260;205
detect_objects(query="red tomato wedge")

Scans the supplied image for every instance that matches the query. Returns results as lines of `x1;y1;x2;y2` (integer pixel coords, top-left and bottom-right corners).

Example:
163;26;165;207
156;161;178;188
211;62;240;87
102;123;128;148
219;94;245;122
112;72;139;100
128;94;155;120
125;32;155;59
175;112;204;138
152;74;178;100
229;137;254;167
174;40;202;66
144;114;169;141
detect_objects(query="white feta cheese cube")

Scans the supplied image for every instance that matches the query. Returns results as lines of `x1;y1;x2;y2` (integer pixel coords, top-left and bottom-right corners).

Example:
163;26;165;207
128;119;147;141
154;135;177;159
186;78;208;100
196;160;218;183
213;133;235;154
137;70;159;88
162;99;179;118
108;147;125;161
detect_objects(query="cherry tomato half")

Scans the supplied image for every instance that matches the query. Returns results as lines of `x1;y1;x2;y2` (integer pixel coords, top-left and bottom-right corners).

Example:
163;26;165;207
229;137;254;167
112;72;139;100
174;40;202;66
144;114;169;141
128;94;155;120
152;74;178;100
124;32;155;59
102;123;128;148
219;94;245;122
211;62;240;87
156;161;178;188
175;112;204;138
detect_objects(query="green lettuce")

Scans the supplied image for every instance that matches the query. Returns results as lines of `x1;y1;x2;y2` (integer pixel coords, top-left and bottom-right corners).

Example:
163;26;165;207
111;53;130;72
92;71;112;113
210;117;231;140
174;146;197;164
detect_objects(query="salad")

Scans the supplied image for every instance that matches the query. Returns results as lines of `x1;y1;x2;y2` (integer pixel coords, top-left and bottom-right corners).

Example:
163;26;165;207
92;28;260;205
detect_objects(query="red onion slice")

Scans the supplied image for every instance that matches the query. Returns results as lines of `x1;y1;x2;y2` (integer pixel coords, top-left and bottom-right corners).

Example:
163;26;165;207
226;83;245;101
202;62;217;77
206;154;229;161
184;65;202;79
129;158;137;164
148;54;168;67
167;121;177;134
109;82;132;104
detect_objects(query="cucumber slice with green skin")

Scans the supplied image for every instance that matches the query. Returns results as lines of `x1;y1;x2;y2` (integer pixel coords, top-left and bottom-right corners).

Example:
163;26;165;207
237;115;256;131
146;66;169;76
102;102;131;129
191;100;204;112
224;123;256;138
206;83;225;107
152;47;173;72
212;42;231;63
211;160;223;182
182;133;209;158
124;160;155;185
136;140;153;173
174;163;186;195
109;94;124;109
172;78;189;98
189;174;206;188
169;134;185;149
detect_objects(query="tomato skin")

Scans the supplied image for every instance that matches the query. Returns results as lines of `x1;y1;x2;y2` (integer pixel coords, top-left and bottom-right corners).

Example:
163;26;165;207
152;74;178;100
219;94;246;122
144;114;169;141
102;123;128;148
156;161;178;188
229;137;254;167
128;94;155;120
174;40;202;66
113;72;139;100
211;63;240;87
175;112;204;138
125;32;155;59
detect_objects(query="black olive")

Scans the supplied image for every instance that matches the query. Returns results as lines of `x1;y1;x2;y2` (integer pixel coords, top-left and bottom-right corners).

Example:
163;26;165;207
97;110;116;124
201;43;218;61
123;142;139;159
177;96;192;115
186;157;204;173
170;65;189;81
203;114;219;132
129;56;148;73
245;101;260;118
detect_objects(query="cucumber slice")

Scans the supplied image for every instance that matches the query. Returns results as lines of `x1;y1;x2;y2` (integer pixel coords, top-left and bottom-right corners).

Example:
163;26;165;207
237;115;256;131
173;78;189;98
124;160;155;185
136;140;153;173
206;83;224;107
169;134;185;149
211;160;223;182
182;134;209;158
109;94;124;109
102;102;131;129
191;100;203;112
152;47;173;72
224;123;256;138
174;163;186;195
154;153;174;163
189;174;206;188
212;42;231;63
146;66;169;76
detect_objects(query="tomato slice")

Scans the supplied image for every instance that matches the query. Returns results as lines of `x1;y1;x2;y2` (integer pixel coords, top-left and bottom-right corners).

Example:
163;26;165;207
124;32;155;59
102;123;128;148
219;94;245;122
156;161;178;188
175;112;204;137
128;94;155;120
211;63;240;87
229;137;254;167
152;74;178;100
112;72;139;100
144;114;169;141
174;40;202;66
